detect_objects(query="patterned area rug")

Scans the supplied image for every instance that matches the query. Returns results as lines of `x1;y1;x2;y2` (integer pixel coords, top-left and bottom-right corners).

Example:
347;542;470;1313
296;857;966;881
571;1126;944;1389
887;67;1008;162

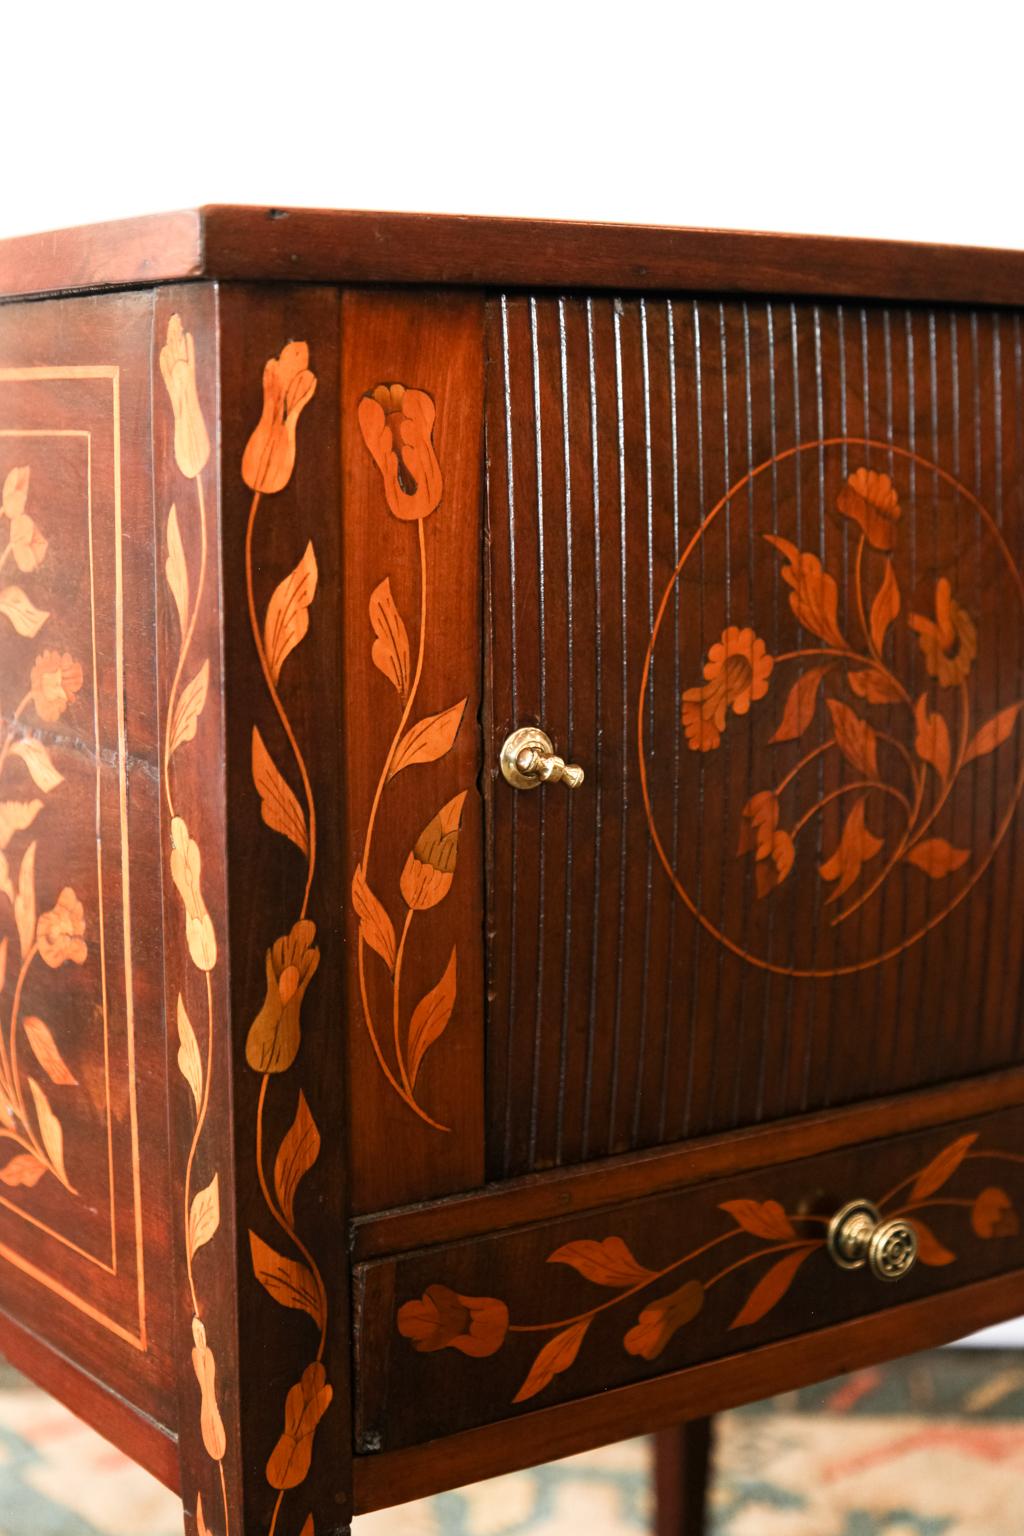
1;1350;1023;1535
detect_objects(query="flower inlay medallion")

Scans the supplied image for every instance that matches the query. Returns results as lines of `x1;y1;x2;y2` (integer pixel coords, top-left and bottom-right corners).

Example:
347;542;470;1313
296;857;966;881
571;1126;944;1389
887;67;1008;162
639;438;1024;978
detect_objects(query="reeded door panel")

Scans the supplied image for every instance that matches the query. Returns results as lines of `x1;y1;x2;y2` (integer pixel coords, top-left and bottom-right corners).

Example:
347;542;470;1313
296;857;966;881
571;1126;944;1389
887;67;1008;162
485;293;1024;1178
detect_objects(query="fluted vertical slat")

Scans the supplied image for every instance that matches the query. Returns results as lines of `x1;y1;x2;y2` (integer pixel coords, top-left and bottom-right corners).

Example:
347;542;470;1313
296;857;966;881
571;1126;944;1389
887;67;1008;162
485;293;1024;1180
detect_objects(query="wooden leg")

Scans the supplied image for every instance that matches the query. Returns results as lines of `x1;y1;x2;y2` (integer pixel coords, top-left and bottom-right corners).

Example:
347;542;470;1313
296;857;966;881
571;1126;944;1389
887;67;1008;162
653;1417;714;1536
182;1512;351;1536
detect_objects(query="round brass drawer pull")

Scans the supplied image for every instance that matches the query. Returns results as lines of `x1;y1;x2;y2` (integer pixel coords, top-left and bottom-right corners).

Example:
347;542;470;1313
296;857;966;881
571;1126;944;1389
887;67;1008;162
826;1199;918;1282
499;727;584;791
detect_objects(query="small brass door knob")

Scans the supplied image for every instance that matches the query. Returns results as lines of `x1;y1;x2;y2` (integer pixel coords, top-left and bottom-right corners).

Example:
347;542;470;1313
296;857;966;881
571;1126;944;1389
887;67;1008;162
827;1199;918;1282
499;727;584;791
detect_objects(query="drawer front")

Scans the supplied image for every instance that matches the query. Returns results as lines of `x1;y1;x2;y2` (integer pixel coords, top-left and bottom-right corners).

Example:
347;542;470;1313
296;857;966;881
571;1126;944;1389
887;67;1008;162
486;295;1024;1178
355;1107;1024;1450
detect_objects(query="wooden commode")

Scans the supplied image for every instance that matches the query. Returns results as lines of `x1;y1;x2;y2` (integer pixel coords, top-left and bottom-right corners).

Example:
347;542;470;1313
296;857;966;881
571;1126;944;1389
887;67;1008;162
0;206;1022;1535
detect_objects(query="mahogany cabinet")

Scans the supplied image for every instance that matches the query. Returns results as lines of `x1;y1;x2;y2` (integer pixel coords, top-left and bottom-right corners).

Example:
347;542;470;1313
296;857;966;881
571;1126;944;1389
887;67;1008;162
0;206;1022;1535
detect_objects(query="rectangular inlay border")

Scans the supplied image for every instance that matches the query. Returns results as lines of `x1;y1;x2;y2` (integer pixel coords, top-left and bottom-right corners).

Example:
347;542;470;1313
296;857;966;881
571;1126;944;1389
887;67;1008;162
0;367;145;1350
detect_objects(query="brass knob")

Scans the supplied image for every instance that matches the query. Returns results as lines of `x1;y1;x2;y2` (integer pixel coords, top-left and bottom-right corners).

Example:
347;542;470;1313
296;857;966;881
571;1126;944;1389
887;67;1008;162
827;1199;918;1282
499;727;584;791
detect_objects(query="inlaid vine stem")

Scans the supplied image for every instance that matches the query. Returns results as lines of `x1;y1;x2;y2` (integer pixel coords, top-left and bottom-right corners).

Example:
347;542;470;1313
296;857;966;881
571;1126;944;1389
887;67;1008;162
184;976;214;1313
392;911;416;1101
879;1147;1024;1210
0;694;32;780
703;1240;822;1293
254;1074;328;1361
164;477;208;820
831;763;929;926
8;946;38;1132
905;678;972;854
356;517;450;1131
773;646;915;714
245;491;317;918
2;946;66;1185
361;520;428;867
791;780;912;840
506;1217;823;1337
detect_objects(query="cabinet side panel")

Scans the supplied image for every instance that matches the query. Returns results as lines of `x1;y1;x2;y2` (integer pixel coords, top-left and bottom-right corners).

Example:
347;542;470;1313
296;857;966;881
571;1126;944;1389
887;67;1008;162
0;292;177;1434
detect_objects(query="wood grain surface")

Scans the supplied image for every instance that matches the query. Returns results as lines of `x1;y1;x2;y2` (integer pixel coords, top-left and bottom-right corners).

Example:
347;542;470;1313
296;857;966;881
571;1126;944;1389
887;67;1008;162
156;283;355;1536
219;282;353;1536
0;290;177;1434
3;205;1024;306
654;1419;712;1536
341;288;487;1215
354;1106;1024;1451
353;1264;1024;1513
0;240;1021;1536
353;1066;1024;1260
487;292;1024;1176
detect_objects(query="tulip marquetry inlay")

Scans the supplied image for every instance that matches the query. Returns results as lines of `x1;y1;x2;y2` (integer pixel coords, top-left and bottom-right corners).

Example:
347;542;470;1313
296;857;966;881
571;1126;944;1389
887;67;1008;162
351;384;470;1132
241;342;332;1536
394;1130;1023;1418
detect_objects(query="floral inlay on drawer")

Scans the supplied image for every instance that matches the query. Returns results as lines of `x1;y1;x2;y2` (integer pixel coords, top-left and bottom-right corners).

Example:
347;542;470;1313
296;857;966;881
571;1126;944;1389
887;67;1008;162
400;1131;1020;1400
355;1114;1024;1449
640;441;1024;978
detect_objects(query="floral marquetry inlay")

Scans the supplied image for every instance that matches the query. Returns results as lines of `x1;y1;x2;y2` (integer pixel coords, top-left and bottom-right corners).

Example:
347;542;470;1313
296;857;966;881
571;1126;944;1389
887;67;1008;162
352;384;470;1131
159;311;230;1534
397;1133;1023;1406
640;439;1024;977
242;340;331;1536
0;352;151;1349
161;313;334;1536
0;463;87;1195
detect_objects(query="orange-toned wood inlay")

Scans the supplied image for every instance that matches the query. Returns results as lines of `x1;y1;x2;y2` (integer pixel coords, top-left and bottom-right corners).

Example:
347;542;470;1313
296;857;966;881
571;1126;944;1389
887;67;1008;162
397;1132;1022;1405
352;384;470;1131
640;439;1024;977
0;368;146;1351
242;341;331;1536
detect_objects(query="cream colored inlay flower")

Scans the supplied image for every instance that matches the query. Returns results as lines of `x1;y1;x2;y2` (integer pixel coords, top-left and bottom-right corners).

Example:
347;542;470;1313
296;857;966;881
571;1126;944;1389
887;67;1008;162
160;314;210;480
170;816;217;972
37;887;87;968
3;468;47;573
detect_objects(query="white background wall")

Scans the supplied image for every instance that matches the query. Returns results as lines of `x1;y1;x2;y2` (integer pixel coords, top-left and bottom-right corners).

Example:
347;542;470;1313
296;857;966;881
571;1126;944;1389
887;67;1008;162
2;1;1023;250
5;0;1023;1342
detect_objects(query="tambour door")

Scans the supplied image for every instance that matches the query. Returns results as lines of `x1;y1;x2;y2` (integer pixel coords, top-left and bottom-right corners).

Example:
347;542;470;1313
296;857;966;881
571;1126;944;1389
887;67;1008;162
485;292;1024;1179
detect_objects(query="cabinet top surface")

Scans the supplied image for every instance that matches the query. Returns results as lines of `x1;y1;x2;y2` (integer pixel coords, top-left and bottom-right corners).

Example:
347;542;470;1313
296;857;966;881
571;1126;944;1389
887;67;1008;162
2;204;1024;305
